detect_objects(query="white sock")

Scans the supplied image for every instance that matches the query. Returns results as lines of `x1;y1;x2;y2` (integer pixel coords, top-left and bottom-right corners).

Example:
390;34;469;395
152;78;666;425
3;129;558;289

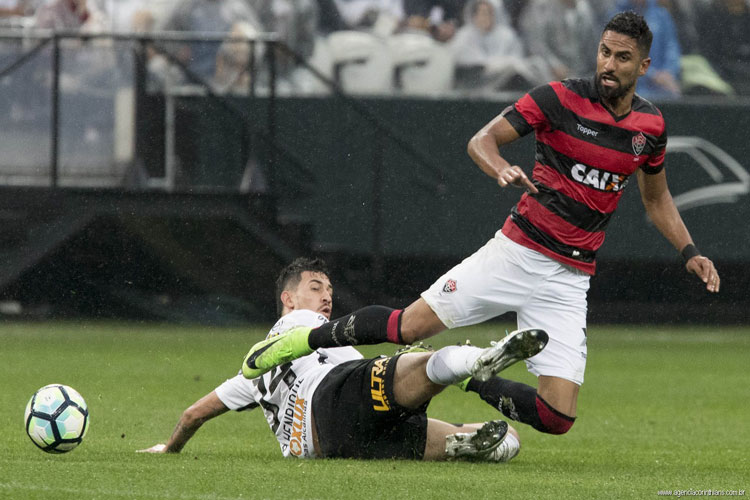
425;345;483;385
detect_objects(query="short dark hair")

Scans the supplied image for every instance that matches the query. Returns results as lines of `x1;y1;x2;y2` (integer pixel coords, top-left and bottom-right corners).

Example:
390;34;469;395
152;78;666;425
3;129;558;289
275;257;330;316
603;11;652;59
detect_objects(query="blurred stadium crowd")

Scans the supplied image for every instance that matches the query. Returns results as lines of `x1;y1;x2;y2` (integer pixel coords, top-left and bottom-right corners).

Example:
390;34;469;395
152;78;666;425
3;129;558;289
1;0;748;98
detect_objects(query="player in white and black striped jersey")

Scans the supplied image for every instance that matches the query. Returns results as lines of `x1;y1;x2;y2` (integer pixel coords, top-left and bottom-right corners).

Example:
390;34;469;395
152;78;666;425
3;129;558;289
137;257;543;461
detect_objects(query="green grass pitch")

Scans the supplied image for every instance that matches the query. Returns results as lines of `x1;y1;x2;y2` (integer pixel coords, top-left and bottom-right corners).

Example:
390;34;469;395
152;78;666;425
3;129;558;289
1;321;747;499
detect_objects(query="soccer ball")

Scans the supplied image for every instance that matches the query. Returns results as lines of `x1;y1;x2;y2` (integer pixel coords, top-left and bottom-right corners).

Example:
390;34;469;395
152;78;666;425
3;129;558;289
24;384;89;453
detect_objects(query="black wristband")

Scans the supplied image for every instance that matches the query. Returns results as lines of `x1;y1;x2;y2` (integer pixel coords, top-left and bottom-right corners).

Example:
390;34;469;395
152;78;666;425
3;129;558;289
681;243;700;262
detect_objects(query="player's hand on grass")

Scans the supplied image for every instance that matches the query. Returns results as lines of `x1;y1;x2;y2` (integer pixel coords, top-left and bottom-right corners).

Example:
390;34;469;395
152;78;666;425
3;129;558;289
136;443;168;453
686;255;720;293
497;166;538;194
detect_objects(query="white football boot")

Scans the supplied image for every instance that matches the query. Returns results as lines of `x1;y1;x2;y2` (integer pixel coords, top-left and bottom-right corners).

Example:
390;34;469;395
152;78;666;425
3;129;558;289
445;420;508;459
471;328;549;382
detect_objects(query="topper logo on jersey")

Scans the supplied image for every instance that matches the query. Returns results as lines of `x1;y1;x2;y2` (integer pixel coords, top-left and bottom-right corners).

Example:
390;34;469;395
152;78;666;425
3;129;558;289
632;132;646;156
371;358;391;411
571;163;627;192
576;123;599;137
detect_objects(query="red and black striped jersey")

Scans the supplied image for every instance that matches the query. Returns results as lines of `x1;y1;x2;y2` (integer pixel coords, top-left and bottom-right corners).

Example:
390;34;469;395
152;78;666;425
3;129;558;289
501;77;667;274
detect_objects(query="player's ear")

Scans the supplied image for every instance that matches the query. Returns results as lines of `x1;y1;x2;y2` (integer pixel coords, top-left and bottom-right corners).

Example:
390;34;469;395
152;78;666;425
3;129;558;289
280;290;295;311
638;56;650;77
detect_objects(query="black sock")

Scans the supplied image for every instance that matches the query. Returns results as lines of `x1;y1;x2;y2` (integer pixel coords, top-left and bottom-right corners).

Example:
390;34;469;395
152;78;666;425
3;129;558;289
308;305;402;349
468;377;576;434
467;376;544;430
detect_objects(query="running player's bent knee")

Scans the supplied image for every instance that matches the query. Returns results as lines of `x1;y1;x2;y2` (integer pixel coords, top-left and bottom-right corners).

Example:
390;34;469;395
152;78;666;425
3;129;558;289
534;395;575;435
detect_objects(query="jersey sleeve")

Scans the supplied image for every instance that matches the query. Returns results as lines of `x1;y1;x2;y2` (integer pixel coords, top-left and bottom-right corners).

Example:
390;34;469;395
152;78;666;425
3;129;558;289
640;128;667;175
503;83;557;137
215;374;260;411
267;309;329;339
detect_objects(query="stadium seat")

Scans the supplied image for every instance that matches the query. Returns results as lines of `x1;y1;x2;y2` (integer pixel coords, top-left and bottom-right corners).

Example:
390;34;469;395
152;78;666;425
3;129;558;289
387;32;454;96
326;30;393;95
291;35;335;95
681;55;734;96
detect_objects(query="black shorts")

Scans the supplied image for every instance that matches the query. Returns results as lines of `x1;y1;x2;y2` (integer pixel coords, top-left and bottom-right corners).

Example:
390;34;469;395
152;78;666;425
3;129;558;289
312;354;428;460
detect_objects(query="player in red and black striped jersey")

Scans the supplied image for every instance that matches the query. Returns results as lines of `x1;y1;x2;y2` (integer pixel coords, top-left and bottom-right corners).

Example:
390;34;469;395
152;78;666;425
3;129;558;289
240;11;720;441
497;76;667;274
452;11;716;431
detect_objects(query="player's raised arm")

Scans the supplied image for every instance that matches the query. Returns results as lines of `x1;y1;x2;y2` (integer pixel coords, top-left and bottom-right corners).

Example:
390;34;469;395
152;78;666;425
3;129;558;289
636;169;720;293
467;113;538;194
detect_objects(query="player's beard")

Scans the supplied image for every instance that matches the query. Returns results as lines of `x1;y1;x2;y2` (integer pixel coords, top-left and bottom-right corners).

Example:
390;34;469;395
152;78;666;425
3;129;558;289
596;72;635;101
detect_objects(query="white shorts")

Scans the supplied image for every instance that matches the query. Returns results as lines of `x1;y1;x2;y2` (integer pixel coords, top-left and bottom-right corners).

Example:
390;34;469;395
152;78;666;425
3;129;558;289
421;231;589;385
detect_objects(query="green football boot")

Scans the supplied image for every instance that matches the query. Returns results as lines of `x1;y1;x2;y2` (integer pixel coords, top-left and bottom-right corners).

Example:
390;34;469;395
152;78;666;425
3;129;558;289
455;377;472;392
242;326;314;379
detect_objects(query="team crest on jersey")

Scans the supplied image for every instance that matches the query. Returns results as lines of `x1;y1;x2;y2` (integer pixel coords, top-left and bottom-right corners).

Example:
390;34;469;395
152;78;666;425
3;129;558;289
632;132;646;156
442;279;457;293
